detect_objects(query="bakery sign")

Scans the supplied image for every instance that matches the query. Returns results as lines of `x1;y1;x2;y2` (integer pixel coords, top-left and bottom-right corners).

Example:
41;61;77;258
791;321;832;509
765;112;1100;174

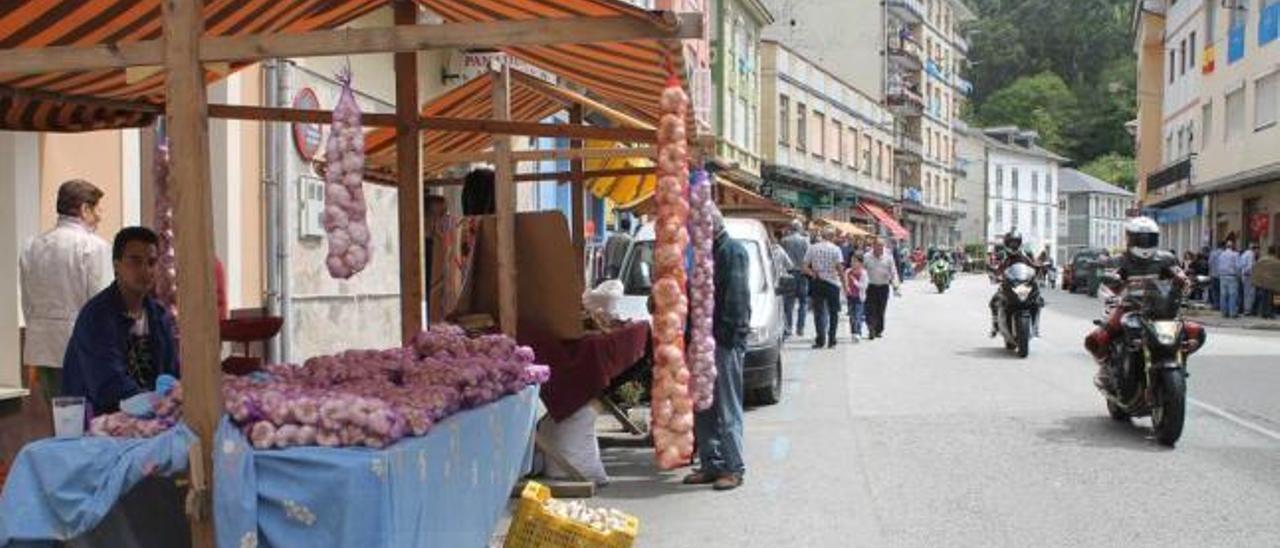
291;87;323;160
452;50;557;84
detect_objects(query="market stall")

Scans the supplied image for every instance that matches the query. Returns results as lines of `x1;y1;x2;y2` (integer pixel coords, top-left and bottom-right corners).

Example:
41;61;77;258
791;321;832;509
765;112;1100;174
0;0;701;545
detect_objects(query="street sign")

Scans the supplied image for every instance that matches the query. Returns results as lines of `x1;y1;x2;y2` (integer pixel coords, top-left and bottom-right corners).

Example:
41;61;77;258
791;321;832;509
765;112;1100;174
291;87;323;161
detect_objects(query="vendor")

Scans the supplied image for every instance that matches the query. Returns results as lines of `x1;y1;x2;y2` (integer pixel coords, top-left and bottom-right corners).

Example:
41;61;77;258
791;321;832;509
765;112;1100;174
62;227;179;415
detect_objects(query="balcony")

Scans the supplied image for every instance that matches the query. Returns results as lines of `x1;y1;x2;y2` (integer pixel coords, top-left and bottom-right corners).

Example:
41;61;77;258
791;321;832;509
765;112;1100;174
886;0;925;24
1147;155;1194;193
886;84;924;117
887;37;923;71
895;134;923;163
954;75;973;96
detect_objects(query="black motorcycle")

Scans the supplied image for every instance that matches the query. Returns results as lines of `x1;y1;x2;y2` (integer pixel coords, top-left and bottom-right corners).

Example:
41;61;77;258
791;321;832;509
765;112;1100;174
994;263;1041;358
1095;276;1206;447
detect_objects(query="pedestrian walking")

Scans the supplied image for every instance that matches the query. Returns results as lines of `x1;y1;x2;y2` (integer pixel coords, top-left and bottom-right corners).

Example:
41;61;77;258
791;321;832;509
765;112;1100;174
779;221;810;338
1240;242;1258;316
1216;240;1241;319
862;240;901;339
19;180;113;404
685;210;750;491
844;256;869;341
804;227;844;349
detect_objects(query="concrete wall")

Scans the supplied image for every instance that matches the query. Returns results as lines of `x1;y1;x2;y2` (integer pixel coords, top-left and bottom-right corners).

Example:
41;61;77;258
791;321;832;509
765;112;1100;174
760;0;884;101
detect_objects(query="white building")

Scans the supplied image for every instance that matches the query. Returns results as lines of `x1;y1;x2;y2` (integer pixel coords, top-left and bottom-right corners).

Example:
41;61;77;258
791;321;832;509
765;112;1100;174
1057;168;1136;264
981;127;1067;258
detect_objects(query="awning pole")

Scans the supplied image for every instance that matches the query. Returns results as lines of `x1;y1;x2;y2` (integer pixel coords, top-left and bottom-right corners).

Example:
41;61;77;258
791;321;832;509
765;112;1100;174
570;104;586;278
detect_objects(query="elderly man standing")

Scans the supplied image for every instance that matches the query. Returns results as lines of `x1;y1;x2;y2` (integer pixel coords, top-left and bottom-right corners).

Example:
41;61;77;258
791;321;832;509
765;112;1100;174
19;180;113;403
779;220;810;338
1217;240;1242;319
804;227;845;349
862;239;902;339
684;209;751;491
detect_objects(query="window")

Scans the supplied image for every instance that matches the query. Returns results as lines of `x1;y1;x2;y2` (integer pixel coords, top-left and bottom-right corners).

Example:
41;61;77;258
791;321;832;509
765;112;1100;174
734;97;747;146
1187;122;1195;152
994;203;1004;226
1032;172;1040;202
1206;0;1217;44
796;103;807;151
1046;172;1054;198
995;166;1004;197
1169;49;1176;83
1012;205;1020;229
1226;88;1245;141
1031;204;1039;229
847;128;859;169
1201;102;1213;148
833;120;844;163
1180;39;1187;76
813;111;825;157
924;131;931;159
1255;71;1279;130
862;138;873;175
1189;32;1197;69
1166;132;1174;161
1044;208;1051;233
1011;168;1020;199
779;94;790;145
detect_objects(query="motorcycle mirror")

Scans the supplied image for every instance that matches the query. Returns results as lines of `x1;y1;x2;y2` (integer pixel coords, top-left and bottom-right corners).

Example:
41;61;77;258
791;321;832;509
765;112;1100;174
1092;319;1103;326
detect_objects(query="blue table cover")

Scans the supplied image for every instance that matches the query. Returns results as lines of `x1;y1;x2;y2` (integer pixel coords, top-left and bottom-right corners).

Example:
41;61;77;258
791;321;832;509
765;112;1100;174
0;386;539;548
0;424;196;544
215;385;539;548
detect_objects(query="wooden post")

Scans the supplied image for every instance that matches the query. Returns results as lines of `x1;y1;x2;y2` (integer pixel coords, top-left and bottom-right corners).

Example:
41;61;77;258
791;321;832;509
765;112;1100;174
161;1;219;546
395;0;424;344
569;105;586;279
492;67;518;336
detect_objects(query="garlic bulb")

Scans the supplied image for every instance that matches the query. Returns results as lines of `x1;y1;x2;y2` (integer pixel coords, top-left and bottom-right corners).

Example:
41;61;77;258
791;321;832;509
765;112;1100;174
324;68;371;279
686;171;717;411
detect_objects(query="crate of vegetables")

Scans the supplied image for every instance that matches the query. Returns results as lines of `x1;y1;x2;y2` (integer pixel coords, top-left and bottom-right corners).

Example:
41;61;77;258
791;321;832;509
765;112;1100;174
503;482;638;548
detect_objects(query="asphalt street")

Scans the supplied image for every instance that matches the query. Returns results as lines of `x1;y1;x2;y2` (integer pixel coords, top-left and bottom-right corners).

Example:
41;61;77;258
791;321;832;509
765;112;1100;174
592;274;1280;548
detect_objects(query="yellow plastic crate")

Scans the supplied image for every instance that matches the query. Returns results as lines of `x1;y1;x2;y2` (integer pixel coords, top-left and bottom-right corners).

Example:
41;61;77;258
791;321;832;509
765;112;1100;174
504;482;639;548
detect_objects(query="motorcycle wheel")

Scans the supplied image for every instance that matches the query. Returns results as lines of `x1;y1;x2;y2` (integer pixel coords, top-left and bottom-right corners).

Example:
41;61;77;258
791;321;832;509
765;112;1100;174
1106;399;1130;422
1152;369;1187;447
1015;315;1031;358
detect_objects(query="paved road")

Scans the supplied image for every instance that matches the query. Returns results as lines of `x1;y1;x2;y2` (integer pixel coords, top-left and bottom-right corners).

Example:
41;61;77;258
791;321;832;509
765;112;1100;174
593;275;1280;548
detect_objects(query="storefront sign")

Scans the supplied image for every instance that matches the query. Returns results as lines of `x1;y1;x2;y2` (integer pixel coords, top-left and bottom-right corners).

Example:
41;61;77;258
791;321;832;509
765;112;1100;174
291;87;323;160
453;51;558;84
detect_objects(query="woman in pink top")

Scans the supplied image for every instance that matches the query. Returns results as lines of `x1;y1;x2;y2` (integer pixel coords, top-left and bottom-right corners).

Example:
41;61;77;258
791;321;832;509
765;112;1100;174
844;256;870;341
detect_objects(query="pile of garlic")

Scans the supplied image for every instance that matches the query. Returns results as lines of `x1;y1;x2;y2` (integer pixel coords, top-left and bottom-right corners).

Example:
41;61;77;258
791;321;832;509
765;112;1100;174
153;139;180;322
322;68;372;279
543;499;631;534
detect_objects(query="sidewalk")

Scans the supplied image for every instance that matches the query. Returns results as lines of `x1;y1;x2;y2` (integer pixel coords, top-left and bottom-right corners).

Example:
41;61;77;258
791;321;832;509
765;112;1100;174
1183;309;1280;331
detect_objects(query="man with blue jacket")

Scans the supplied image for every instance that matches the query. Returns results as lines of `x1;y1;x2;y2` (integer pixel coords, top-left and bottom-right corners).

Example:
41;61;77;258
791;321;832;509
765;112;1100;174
62;227;178;415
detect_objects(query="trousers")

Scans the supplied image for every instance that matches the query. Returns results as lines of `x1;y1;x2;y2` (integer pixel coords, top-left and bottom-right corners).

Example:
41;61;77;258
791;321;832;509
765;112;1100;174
693;342;746;476
1220;275;1240;319
783;275;809;336
810;280;841;345
865;284;891;337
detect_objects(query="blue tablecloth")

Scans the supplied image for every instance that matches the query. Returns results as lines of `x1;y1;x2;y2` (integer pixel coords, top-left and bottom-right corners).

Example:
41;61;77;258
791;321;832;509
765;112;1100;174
0;386;539;548
0;424;196;544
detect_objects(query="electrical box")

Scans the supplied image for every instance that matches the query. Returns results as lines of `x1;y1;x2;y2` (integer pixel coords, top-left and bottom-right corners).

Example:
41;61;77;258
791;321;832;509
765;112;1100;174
298;175;325;240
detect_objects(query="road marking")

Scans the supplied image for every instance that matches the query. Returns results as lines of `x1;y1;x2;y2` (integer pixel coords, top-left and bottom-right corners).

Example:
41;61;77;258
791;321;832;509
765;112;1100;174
1189;398;1280;442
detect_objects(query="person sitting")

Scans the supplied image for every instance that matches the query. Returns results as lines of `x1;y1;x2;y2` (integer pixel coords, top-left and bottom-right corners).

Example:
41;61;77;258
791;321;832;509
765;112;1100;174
62;227;179;416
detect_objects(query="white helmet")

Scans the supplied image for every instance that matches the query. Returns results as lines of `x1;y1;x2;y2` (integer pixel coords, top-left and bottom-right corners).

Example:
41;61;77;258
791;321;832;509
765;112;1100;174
1125;216;1160;260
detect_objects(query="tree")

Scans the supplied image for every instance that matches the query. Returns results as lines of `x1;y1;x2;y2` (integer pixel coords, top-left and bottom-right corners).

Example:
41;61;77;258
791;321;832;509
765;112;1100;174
975;72;1078;154
1080;153;1137;191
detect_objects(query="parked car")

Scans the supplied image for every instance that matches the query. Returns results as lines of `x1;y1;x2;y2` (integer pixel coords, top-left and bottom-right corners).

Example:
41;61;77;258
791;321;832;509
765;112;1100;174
615;217;786;405
1066;249;1112;296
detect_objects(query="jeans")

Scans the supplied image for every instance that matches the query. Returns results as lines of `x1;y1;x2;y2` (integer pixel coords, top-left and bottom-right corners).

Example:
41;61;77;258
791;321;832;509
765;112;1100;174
1220;275;1240;318
865;284;891;337
783;275;809;336
694;342;746;476
847;295;865;337
1242;276;1256;316
810;280;841;345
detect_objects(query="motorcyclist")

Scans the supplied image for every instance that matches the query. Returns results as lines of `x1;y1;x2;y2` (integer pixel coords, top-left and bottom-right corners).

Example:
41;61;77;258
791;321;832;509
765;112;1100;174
989;230;1041;336
1083;217;1201;389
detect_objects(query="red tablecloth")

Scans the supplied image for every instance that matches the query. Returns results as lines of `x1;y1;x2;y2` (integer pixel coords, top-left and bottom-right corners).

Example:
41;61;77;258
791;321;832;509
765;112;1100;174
519;322;650;421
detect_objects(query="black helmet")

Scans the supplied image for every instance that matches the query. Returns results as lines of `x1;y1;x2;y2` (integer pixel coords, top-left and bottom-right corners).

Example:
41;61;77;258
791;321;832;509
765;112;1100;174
1002;230;1023;252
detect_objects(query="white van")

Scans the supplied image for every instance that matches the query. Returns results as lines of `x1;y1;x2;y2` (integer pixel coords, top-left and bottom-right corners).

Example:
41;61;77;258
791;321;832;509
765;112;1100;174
614;217;786;404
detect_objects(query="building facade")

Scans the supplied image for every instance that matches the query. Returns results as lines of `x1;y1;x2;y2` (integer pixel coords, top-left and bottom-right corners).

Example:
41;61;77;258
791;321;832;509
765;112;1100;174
1057;168;1137;264
981;127;1066;260
759;41;898;225
885;0;975;248
953;119;988;247
711;0;774;180
1137;0;1280;253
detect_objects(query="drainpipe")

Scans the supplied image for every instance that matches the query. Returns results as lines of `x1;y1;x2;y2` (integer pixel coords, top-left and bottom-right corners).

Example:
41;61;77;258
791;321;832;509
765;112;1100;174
263;59;293;364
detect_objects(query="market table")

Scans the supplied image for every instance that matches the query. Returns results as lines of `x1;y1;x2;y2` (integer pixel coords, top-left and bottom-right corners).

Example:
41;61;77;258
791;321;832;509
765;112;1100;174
0;386;539;548
519;322;649;423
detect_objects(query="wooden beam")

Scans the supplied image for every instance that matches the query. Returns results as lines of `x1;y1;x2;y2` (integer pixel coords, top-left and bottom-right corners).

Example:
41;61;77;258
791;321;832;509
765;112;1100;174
492;68;518;337
422;166;654;187
205;104;655;142
422;146;656;165
395;0;424;344
570;105;586;278
162;1;218;546
0;13;703;74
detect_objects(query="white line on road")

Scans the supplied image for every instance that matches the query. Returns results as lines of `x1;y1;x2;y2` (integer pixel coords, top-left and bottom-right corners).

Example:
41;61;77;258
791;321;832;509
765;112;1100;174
1189;398;1280;442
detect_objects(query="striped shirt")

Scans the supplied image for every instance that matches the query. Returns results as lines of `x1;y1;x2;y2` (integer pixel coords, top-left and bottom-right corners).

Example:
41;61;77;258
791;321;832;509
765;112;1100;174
805;241;846;288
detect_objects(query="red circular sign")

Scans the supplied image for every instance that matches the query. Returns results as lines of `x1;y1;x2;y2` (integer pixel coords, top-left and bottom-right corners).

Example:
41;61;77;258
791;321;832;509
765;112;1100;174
292;87;323;160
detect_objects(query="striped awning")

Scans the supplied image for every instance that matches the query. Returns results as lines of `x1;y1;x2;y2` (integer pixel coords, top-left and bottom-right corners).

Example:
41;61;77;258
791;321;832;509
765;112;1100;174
585;140;654;206
363;72;567;177
0;0;384;131
416;0;685;125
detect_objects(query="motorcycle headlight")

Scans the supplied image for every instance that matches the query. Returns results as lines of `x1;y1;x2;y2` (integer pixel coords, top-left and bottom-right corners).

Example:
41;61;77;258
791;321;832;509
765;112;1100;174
1151;321;1180;346
1012;284;1032;301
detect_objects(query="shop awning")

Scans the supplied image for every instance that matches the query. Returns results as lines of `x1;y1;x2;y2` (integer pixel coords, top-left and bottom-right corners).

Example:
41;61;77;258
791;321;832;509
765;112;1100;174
858;202;909;240
0;0;384;131
816;218;871;238
416;0;687;125
586;140;655;206
622;176;798;224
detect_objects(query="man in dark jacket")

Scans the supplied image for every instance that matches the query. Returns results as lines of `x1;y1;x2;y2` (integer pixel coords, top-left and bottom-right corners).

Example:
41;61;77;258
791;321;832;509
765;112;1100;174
685;209;751;491
62;227;179;415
